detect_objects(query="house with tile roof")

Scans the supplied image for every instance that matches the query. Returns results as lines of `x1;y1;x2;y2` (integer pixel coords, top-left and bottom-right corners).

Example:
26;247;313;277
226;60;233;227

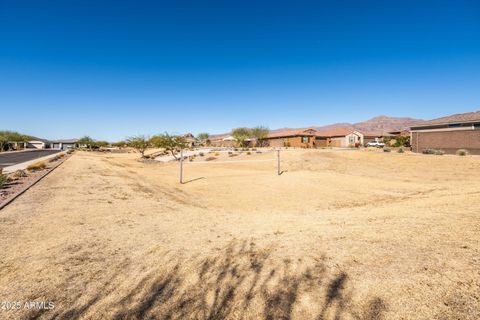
261;127;365;148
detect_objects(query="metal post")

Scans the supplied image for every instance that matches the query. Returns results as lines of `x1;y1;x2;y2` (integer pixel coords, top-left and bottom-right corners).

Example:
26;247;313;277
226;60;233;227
277;148;280;175
180;149;183;184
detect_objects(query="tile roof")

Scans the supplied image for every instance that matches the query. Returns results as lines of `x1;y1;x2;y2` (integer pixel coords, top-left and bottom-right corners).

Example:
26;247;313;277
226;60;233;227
314;128;357;137
266;128;317;138
412;111;480;127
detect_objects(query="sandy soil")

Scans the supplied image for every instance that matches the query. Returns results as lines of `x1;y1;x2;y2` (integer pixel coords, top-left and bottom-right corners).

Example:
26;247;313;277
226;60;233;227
0;149;478;319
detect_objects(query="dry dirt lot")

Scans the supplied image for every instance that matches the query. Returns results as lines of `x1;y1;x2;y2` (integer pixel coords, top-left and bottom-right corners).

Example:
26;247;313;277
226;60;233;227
0;149;479;320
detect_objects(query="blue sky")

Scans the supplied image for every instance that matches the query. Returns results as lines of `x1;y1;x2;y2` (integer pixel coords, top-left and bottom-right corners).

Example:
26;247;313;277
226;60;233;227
1;0;479;141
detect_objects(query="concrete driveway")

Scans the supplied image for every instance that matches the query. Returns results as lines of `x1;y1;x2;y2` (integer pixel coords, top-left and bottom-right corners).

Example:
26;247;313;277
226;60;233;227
0;150;61;168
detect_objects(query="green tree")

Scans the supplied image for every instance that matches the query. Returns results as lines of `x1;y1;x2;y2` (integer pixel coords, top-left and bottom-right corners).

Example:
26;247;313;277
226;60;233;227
231;127;252;147
196;133;210;146
0;131;31;151
150;133;188;160
94;140;110;148
250;126;269;147
126;135;150;158
76;136;95;149
112;141;127;148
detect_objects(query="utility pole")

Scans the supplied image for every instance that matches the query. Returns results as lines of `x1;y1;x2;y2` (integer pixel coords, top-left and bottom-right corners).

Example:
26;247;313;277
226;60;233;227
179;149;183;184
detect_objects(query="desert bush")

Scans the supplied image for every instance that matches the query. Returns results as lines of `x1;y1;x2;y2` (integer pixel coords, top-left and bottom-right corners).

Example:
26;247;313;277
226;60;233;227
383;147;391;153
434;150;445;155
214;152;220;156
256;151;262;154
247;151;251;155
49;156;59;163
27;161;46;171
456;149;469;156
422;149;436;155
228;151;233;155
13;170;27;178
397;147;405;153
205;156;217;161
0;173;8;188
252;148;257;151
229;153;238;157
199;152;204;157
233;148;238;151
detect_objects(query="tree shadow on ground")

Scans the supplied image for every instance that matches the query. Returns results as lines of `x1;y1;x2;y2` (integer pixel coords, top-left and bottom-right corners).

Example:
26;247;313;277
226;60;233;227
27;240;387;320
110;240;386;320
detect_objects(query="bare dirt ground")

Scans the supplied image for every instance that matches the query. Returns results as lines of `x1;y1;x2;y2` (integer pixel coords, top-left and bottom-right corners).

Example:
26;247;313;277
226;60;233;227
0;149;479;319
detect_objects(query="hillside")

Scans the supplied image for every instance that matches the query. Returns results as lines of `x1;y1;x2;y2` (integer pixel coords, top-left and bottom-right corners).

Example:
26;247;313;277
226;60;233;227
314;115;423;134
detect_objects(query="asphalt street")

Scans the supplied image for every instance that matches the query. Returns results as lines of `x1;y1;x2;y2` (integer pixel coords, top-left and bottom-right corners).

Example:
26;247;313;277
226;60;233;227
0;150;61;168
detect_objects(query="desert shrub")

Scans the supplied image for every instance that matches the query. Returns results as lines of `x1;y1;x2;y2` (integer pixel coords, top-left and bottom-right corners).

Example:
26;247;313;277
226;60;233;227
456;149;469;156
247;151;251;155
27;161;46;171
214;152;220;156
252;148;257;151
256;151;262;154
393;135;410;147
205;156;217;161
397;147;405;153
49;156;59;163
434;150;445;155
233;148;238;151
13;170;27;178
229;154;238;157
228;151;233;155
383;147;391;153
422;149;436;155
199;152;204;157
0;174;8;188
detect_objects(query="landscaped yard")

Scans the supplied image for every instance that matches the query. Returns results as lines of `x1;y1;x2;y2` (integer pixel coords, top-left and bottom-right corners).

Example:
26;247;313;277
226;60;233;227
0;149;478;319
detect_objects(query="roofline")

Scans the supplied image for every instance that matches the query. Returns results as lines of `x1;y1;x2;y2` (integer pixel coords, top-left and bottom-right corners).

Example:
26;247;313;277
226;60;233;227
410;119;480;129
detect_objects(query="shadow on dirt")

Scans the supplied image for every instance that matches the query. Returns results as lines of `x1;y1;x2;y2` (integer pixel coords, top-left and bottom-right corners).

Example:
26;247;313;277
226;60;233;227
28;240;387;320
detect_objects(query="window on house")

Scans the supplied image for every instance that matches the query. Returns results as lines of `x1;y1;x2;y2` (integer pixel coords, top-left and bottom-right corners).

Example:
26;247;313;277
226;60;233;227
448;123;462;128
302;136;309;143
349;136;355;143
474;123;480;129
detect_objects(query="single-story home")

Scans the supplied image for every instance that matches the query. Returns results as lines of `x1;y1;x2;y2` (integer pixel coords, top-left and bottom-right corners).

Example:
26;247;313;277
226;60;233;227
27;138;51;149
315;129;364;147
183;133;196;148
410;111;480;154
51;139;78;150
263;128;318;148
261;128;365;148
27;138;78;150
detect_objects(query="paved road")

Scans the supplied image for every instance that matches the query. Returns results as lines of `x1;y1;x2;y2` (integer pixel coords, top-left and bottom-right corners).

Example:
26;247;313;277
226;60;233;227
0;150;61;168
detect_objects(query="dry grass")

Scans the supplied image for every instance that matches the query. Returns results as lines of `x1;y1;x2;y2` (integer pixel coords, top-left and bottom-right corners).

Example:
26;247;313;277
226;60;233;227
26;160;47;171
0;149;479;319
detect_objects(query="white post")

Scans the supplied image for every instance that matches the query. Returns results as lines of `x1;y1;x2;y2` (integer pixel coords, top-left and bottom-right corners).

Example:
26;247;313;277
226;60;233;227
277;148;280;175
179;149;184;184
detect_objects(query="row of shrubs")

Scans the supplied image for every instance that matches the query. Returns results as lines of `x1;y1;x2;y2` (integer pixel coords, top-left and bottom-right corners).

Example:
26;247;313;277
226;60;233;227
383;147;470;156
421;148;469;156
383;147;405;153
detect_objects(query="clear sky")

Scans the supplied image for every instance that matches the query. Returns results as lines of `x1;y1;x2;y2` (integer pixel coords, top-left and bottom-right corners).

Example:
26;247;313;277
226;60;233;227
1;0;479;141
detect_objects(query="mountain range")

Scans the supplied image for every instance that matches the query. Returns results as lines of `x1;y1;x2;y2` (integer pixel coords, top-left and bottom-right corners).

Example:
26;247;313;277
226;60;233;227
268;115;423;135
209;116;424;138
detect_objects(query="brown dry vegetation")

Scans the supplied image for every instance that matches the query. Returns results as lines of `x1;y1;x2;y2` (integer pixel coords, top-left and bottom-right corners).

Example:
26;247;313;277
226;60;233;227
0;149;479;319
